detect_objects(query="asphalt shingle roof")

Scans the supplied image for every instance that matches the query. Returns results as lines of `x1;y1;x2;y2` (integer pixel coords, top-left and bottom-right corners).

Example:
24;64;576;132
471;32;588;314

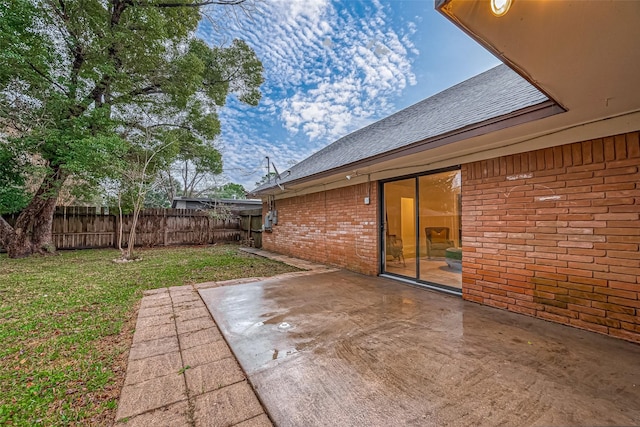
254;64;548;193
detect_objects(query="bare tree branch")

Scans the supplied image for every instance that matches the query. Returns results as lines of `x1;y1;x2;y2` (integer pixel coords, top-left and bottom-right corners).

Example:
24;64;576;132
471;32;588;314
25;61;69;96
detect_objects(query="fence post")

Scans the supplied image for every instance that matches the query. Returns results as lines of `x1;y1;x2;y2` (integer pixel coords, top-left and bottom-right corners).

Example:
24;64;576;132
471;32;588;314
163;209;168;246
113;213;118;249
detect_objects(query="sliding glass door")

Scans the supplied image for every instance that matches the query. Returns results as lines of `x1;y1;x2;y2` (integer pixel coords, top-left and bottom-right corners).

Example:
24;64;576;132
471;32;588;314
418;170;462;289
382;169;462;291
383;178;417;278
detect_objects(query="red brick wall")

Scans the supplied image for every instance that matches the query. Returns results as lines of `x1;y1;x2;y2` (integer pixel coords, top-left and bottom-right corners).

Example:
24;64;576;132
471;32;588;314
262;182;378;275
462;131;640;343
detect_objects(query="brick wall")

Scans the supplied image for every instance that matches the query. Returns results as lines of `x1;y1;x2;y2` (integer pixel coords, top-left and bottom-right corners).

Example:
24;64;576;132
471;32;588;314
462;131;640;343
262;182;378;275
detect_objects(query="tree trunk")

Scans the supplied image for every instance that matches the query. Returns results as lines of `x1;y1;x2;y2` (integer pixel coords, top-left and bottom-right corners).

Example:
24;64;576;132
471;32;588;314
2;166;67;258
0;216;34;258
116;190;124;254
0;215;14;248
31;196;58;252
125;207;140;259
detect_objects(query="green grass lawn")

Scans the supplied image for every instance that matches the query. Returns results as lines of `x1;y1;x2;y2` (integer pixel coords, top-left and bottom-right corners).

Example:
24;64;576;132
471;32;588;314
0;245;299;426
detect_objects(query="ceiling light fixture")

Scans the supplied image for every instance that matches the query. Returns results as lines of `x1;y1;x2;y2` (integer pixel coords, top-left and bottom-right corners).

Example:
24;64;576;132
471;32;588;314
491;0;512;16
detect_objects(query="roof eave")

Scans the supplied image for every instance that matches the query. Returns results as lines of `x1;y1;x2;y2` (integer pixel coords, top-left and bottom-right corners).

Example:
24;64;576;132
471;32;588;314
435;0;640;130
249;99;563;197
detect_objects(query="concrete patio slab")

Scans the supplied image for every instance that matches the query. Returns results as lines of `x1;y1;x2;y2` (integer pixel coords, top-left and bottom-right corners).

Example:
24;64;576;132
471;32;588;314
200;269;640;427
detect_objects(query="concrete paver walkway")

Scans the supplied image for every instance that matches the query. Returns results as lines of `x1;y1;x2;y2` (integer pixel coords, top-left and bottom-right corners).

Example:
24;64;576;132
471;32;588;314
116;285;272;426
238;247;338;273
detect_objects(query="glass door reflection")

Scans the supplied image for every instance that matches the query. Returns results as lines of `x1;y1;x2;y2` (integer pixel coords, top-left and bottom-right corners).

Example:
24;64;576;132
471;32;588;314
418;170;462;290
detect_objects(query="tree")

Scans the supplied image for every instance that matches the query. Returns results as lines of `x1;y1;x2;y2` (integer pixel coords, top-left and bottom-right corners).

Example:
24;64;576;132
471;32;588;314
214;182;246;199
0;0;263;258
144;189;172;208
0;140;31;215
159;141;223;200
114;132;178;260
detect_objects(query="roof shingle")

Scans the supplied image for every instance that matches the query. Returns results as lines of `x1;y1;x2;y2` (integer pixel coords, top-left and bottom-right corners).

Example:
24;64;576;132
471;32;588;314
254;64;548;192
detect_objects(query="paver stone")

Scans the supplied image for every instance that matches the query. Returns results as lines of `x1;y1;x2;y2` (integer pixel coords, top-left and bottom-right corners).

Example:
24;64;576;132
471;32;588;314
192;382;264;426
116;373;187;420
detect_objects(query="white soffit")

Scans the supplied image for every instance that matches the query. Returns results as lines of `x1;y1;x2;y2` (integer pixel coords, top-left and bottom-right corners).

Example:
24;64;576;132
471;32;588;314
437;0;640;126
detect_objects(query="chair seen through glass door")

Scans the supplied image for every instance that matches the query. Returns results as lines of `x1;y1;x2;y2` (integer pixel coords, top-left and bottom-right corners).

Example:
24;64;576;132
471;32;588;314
383;170;462;290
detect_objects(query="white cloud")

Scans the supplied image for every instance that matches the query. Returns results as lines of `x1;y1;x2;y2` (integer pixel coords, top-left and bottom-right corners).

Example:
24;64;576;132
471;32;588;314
273;0;329;23
262;2;417;140
197;0;419;189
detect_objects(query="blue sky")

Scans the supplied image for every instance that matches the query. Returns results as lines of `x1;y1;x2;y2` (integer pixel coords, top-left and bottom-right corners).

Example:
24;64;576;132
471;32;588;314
198;0;500;190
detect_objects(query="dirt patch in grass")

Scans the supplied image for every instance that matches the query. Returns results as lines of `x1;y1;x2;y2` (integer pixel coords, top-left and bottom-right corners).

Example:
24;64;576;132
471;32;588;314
0;244;299;425
74;300;139;426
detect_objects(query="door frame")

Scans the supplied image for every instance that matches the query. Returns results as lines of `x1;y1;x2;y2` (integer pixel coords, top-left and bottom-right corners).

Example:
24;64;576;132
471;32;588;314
378;165;462;294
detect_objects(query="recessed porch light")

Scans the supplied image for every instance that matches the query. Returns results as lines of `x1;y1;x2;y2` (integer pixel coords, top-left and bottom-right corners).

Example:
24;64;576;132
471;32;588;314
491;0;512;16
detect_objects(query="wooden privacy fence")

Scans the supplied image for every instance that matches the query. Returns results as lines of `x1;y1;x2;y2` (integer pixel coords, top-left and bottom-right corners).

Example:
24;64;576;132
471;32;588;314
239;208;264;248
2;206;243;251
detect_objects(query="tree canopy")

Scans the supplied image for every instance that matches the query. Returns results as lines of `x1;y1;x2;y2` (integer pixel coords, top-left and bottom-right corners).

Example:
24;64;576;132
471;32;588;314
158;139;224;200
0;0;263;257
214;182;247;199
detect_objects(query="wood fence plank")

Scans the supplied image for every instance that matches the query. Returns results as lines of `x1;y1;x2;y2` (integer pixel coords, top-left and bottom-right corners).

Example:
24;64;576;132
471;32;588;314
2;208;245;252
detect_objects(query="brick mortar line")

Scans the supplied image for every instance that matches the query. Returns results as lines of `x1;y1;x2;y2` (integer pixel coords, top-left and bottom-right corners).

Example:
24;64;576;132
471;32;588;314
169;289;197;427
117;394;186;423
239;413;271;425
